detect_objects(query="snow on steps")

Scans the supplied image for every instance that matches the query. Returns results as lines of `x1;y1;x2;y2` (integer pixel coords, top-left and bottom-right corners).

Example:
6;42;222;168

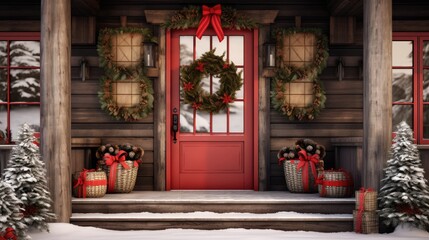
71;191;355;232
70;211;354;232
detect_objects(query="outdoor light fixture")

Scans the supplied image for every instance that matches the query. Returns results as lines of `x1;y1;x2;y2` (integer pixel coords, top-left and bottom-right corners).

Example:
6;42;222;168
143;41;158;68
80;57;89;82
263;41;276;68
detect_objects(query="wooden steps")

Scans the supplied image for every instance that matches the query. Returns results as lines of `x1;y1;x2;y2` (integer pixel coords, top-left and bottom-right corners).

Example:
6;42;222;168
71;191;355;232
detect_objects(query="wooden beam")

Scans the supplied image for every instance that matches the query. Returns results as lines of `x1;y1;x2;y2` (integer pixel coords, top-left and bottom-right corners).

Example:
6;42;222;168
41;0;72;222
154;27;166;190
363;0;392;190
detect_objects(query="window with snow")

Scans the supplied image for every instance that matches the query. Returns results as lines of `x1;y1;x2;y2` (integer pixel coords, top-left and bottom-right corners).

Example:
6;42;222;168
0;33;40;144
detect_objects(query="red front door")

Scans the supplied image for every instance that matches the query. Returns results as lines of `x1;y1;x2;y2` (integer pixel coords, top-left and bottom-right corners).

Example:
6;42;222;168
168;29;257;189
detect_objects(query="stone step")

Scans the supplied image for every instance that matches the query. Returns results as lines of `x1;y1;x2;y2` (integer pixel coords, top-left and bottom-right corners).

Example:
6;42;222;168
70;211;354;232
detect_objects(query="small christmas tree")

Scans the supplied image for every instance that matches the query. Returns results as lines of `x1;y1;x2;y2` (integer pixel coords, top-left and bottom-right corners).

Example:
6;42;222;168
2;123;55;232
379;121;429;230
0;181;27;239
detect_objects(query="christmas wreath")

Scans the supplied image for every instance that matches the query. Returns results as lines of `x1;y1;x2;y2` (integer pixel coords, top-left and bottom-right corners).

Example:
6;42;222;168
97;27;154;76
98;69;154;121
271;28;329;120
181;49;242;113
270;76;326;120
274;28;329;81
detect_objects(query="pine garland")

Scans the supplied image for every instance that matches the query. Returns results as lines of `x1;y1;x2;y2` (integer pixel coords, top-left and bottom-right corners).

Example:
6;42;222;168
270;28;329;121
180;49;242;113
98;69;154;121
163;5;257;30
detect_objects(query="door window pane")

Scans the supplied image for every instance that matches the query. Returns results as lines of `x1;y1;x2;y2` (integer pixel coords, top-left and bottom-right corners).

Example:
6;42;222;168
196;110;210;133
0;41;6;66
424;105;429;139
423;41;429;66
392;69;413;102
10;41;40;67
392;105;413;131
212;36;227;57
212;109;227;133
236;67;244;99
10;105;40;142
180;36;194;66
180;102;193;133
10;69;40;102
0;69;7;102
393;41;413;67
229;36;244;66
229;101;244;133
196;36;210;59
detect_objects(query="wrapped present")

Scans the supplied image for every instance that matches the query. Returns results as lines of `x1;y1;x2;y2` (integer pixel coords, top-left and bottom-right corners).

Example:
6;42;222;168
354;210;379;234
355;188;377;211
73;169;107;198
283;150;319;193
317;169;354;198
103;150;139;193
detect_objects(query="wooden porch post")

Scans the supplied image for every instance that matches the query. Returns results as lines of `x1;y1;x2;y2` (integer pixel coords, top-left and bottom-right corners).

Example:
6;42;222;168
41;0;71;221
363;0;392;190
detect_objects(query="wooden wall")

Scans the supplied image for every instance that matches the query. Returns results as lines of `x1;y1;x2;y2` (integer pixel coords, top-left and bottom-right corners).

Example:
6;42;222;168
268;17;364;190
70;16;157;191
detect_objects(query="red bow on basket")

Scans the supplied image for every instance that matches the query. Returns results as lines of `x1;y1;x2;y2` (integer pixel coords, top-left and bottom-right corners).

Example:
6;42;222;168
73;169;107;198
104;150;129;193
0;227;17;240
291;150;319;192
196;4;224;42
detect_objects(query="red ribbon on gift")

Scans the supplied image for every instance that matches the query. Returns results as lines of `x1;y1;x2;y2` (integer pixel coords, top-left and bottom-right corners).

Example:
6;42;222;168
196;4;224;42
355;187;374;233
0;227;17;240
316;170;353;197
73;169;107;198
291;150;319;192
104;150;129;193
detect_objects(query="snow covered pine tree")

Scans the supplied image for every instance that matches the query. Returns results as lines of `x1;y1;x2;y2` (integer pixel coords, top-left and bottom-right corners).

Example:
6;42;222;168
2;124;55;232
379;121;429;230
0;181;27;239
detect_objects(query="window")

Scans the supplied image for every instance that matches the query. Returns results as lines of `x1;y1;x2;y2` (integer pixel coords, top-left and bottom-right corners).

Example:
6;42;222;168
0;33;40;144
393;33;429;144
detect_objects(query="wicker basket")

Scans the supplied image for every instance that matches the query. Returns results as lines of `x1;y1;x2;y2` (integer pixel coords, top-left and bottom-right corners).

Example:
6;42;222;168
72;170;107;198
318;170;354;198
355;189;378;211
104;160;138;193
283;160;318;193
353;210;379;234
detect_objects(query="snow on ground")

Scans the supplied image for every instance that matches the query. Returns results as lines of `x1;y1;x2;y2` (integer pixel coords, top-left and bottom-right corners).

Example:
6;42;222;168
28;223;429;240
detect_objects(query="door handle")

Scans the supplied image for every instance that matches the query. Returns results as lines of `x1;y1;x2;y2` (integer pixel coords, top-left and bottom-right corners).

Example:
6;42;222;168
172;113;178;144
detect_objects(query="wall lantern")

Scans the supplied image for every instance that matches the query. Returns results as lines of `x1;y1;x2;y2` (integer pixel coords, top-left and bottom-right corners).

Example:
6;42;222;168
143;41;158;68
80;57;89;82
263;41;276;68
336;57;344;81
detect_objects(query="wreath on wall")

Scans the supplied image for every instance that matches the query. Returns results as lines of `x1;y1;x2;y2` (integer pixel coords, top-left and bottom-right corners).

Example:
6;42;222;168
181;49;242;113
98;68;154;121
97;27;155;121
270;28;329;120
98;27;154;75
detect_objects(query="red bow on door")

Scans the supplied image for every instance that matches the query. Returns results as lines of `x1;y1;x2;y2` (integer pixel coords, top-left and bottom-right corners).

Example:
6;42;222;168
196;4;224;42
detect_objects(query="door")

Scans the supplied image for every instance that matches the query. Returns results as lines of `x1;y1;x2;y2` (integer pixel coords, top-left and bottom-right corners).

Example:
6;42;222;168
168;28;256;189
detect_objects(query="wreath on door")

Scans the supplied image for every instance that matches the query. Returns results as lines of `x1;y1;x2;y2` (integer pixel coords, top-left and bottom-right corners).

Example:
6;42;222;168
180;50;242;113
